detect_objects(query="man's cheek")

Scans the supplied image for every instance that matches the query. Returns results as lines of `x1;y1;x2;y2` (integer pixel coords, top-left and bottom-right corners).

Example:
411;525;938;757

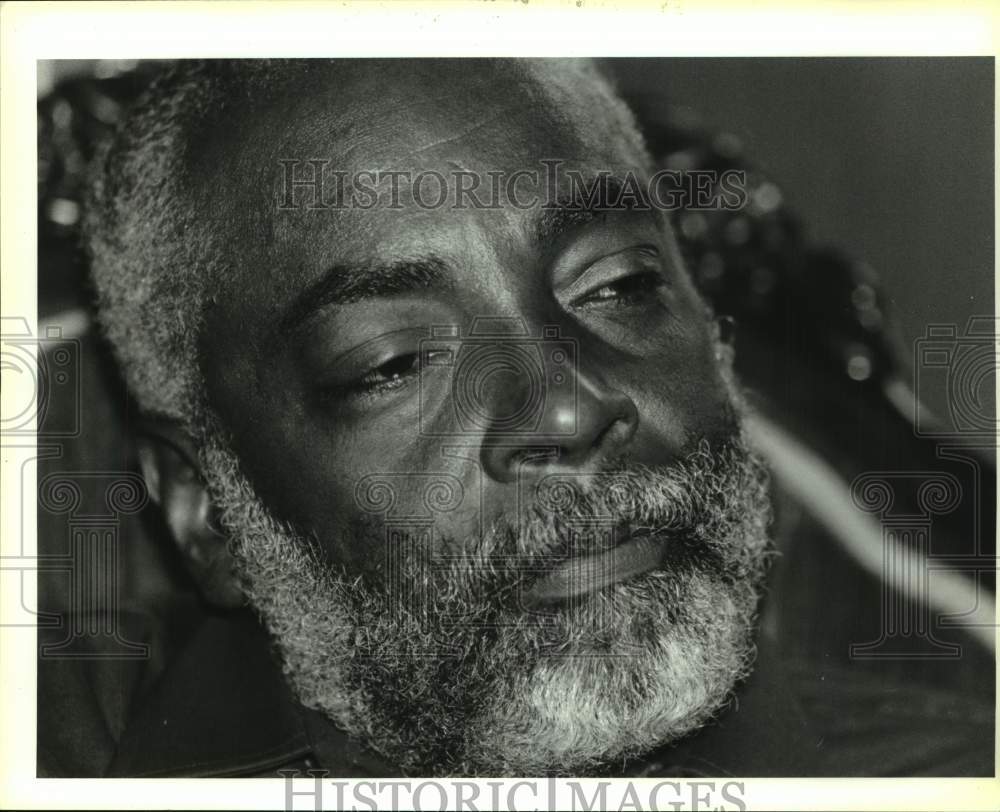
322;497;481;586
646;351;735;444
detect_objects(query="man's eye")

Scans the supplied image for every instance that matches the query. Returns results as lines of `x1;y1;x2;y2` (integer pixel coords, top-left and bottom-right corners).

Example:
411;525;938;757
337;348;454;398
575;271;665;307
353;352;420;393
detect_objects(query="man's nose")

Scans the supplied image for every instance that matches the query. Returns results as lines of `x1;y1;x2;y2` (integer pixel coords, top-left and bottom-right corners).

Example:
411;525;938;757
478;356;639;484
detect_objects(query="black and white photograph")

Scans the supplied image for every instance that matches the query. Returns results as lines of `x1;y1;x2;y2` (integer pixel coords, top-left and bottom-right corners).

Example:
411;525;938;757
3;3;998;810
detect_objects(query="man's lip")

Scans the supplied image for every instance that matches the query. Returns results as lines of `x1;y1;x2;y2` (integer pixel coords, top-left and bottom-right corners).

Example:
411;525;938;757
521;531;666;606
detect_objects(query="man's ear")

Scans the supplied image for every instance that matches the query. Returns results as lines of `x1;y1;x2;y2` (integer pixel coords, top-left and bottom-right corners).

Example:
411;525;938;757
135;419;244;609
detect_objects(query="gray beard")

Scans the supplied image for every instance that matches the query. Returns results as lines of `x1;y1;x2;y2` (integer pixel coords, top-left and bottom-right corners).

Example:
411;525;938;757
197;398;773;776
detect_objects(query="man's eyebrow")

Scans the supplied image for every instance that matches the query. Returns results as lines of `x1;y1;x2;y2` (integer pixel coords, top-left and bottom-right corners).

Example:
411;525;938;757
533;204;604;248
532;175;645;247
278;256;451;335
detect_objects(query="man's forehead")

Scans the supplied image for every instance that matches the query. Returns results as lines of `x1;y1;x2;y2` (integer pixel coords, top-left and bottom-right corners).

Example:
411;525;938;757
194;59;643;203
192;60;649;302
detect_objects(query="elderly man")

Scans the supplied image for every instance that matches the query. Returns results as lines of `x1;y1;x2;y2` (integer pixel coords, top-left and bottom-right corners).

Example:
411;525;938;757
39;58;992;777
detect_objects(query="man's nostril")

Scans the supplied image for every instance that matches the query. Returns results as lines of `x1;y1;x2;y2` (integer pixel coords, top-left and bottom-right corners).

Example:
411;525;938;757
515;446;560;469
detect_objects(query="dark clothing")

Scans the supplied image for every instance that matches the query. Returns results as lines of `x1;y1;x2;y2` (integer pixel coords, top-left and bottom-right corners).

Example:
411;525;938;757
40;602;992;778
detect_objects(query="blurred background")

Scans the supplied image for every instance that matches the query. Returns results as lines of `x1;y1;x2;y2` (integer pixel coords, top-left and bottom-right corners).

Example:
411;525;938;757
610;57;994;403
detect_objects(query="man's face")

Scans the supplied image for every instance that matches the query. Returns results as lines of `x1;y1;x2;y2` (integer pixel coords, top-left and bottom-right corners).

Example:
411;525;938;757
188;60;772;774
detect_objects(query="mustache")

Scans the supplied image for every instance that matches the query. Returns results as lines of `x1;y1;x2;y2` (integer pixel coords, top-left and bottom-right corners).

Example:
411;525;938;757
347;435;769;608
